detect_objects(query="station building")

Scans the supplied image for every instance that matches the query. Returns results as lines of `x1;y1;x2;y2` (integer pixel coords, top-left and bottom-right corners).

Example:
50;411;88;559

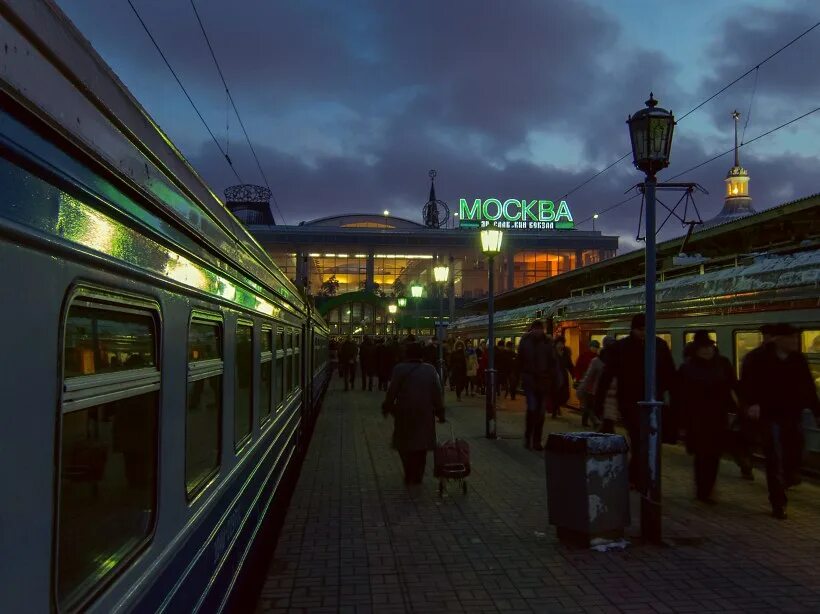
227;182;618;338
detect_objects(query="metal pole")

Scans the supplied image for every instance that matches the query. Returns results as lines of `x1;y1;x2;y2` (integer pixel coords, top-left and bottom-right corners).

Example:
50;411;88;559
437;286;445;383
639;174;663;544
485;255;497;439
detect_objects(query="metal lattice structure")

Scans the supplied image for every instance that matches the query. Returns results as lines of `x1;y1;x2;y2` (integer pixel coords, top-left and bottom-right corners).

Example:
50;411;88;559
422;169;449;228
224;184;275;225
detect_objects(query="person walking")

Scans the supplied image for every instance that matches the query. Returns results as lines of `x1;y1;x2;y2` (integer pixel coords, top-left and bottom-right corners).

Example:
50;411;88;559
505;340;519;400
375;338;388;391
450;340;468;401
553;336;574;418
740;323;819;519
382;342;445;485
495;340;509;398
675;331;737;503
574;340;600;388
518;320;560;450
594;314;676;489
465;342;479;396
339;336;358;391
359;336;377;391
577;338;610;429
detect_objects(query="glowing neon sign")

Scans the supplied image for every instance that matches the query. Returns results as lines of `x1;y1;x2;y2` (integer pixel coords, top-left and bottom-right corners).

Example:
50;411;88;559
458;198;574;230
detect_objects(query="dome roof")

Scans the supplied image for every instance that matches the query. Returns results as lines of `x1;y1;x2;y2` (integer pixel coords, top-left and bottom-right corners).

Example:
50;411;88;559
299;214;426;230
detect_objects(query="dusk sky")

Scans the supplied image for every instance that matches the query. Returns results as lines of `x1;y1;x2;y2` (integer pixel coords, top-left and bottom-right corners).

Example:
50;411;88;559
57;0;819;249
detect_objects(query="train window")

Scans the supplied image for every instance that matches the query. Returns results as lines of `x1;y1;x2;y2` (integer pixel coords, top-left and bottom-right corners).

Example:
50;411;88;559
294;332;301;390
803;330;820;355
734;331;762;377
235;322;253;449
658;333;672;351
260;328;273;422
186;317;223;497
285;331;293;393
589;333;606;347
276;328;286;405
57;298;159;610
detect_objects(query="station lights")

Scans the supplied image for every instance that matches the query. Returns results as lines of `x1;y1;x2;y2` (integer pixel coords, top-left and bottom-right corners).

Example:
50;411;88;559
479;224;504;439
410;284;423;299
479;225;504;256
593;213;599;231
383;209;390;216
387;303;397;315
432;264;450;382
397;297;407;308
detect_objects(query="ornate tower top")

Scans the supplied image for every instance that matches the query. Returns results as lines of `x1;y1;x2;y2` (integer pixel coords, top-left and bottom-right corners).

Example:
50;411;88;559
224;184;275;225
706;110;755;226
422;169;450;228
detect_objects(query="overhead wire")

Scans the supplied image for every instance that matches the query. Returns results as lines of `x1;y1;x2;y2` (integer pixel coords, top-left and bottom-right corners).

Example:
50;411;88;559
189;0;288;225
559;21;820;202
125;0;243;183
582;106;820;227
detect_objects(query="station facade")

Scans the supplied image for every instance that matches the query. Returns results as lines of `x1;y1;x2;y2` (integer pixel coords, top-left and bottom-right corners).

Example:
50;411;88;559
240;212;618;337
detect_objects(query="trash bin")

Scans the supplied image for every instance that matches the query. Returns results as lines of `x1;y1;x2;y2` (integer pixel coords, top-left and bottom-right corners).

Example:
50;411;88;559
545;432;630;546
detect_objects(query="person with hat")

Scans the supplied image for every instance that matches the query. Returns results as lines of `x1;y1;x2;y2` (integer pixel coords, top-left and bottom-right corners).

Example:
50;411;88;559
739;323;819;519
675;330;737;503
594;313;676;489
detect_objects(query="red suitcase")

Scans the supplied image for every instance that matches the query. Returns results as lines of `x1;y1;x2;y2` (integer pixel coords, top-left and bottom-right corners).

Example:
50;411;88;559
435;425;470;494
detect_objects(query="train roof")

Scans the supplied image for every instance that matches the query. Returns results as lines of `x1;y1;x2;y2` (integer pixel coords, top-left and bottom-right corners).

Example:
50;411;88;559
0;0;304;310
450;249;820;331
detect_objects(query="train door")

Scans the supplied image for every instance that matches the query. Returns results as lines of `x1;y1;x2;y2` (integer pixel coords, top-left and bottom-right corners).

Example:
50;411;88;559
562;327;581;408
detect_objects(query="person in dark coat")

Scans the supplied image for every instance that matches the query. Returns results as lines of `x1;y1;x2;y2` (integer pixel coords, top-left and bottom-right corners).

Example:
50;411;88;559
450;340;468;401
518;320;561;450
359;336;377;391
495;340;509;398
740;323;820;519
382;342;445;485
553;336;574;418
505;340;519;400
595;313;676;489
675;331;737;502
339;336;357;391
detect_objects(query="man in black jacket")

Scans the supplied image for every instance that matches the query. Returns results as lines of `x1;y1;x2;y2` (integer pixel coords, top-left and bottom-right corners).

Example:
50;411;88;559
517;320;561;450
740;323;819;519
594;314;676;489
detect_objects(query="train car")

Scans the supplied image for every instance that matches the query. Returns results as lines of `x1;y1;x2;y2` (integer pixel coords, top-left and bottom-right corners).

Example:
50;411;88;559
0;1;329;612
449;249;820;460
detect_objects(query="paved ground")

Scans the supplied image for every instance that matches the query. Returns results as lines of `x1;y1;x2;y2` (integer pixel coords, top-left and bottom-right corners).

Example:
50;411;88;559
257;377;820;613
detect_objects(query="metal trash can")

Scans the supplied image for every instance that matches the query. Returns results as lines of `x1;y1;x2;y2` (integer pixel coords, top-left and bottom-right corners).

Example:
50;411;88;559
545;432;630;546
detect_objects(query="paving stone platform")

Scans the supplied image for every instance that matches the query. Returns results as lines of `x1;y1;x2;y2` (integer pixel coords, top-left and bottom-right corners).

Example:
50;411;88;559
257;377;820;613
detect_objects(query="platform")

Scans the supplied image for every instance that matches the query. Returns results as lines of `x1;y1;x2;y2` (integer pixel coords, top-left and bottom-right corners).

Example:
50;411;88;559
257;377;820;613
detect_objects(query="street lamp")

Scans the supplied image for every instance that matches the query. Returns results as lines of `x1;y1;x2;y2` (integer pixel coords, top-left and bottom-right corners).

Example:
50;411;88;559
479;225;504;439
592;213;599;231
627;92;675;544
397;297;407;308
433;263;450;383
410;283;423;335
388;303;398;337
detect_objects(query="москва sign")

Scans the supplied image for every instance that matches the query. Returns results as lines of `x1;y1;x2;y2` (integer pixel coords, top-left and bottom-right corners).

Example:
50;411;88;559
458;198;574;230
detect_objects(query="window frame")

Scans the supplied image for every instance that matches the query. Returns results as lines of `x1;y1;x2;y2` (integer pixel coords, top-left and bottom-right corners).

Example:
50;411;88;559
260;325;274;426
185;310;224;501
234;318;254;452
55;288;162;612
733;329;764;378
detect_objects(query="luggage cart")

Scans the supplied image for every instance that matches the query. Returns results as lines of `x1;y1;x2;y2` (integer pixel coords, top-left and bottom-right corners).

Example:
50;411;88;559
434;423;471;495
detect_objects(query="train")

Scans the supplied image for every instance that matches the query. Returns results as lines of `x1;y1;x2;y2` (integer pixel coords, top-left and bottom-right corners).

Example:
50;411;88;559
449;248;820;460
0;1;329;612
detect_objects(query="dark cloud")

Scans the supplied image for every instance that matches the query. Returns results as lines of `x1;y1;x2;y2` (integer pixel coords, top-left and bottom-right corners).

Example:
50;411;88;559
55;0;819;248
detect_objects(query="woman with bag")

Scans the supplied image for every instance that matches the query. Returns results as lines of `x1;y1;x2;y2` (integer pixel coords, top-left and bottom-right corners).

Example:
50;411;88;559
675;330;737;503
382;342;445;485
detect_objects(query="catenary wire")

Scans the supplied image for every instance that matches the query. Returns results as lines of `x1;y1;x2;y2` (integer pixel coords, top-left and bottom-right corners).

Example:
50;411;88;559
126;0;243;183
189;0;288;225
560;21;820;201
579;106;820;226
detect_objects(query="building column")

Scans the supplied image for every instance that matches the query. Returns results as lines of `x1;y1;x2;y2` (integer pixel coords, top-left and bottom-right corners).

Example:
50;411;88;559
365;248;375;292
505;242;515;292
448;253;455;326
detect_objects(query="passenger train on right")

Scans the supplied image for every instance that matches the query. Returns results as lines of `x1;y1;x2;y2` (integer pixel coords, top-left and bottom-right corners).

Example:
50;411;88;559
450;249;820;462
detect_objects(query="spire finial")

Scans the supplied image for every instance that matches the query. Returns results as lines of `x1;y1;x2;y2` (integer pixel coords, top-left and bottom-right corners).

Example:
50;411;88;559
732;110;741;167
646;92;658;108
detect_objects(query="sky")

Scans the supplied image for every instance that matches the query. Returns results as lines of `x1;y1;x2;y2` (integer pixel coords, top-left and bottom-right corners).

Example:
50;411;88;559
56;0;820;249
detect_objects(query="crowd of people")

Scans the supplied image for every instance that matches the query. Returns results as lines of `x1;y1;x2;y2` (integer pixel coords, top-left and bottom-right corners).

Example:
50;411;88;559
330;317;819;518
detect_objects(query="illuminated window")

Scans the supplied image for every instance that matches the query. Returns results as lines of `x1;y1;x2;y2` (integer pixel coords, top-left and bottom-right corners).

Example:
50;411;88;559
58;296;160;610
277;328;286;405
260;328;273;423
735;331;763;378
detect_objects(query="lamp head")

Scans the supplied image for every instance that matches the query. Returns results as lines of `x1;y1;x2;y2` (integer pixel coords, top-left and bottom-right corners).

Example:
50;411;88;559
626;93;675;177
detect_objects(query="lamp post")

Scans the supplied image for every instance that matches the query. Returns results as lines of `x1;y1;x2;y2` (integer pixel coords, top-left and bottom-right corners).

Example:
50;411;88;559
479;225;504;439
433;263;450;383
592;213;599;231
626;92;675;544
410;283;423;335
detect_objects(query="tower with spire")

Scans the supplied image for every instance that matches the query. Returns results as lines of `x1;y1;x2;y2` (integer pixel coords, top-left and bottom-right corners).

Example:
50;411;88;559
709;110;755;224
